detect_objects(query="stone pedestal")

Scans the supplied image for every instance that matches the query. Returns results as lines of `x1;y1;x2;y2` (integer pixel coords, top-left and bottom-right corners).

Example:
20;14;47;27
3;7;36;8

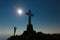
23;24;36;36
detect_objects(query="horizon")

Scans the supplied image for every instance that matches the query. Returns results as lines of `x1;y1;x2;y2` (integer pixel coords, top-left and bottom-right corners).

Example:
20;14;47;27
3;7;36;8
0;0;60;40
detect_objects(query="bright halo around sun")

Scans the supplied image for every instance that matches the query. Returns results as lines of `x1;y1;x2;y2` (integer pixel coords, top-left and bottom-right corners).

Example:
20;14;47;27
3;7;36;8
17;9;23;15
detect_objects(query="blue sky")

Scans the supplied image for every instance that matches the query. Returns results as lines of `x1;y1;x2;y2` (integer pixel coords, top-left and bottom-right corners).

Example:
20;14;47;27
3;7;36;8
0;0;60;40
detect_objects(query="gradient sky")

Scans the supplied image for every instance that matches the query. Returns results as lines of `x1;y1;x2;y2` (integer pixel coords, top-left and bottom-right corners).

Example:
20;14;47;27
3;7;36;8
0;0;60;40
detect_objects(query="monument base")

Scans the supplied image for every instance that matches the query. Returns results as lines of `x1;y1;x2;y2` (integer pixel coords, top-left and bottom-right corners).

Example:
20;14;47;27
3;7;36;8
23;24;36;36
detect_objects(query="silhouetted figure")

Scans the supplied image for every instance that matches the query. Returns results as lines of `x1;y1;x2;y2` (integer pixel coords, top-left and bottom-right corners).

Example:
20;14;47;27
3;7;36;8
14;27;17;36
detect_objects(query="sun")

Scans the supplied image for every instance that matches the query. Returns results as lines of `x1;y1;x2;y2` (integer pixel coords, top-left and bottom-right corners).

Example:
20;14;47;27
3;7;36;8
17;9;23;15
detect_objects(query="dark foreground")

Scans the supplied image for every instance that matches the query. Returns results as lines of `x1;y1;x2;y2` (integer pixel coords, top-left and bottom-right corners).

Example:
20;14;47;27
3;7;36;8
7;32;60;40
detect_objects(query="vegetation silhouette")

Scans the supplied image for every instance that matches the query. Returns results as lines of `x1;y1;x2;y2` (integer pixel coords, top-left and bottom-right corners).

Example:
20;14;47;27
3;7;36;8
7;10;60;40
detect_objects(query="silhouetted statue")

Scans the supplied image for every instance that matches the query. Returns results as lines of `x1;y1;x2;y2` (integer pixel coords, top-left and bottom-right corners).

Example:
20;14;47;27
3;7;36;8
14;26;17;36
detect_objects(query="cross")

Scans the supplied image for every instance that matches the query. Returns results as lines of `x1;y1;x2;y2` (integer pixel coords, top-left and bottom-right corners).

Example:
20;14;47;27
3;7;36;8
26;10;33;24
